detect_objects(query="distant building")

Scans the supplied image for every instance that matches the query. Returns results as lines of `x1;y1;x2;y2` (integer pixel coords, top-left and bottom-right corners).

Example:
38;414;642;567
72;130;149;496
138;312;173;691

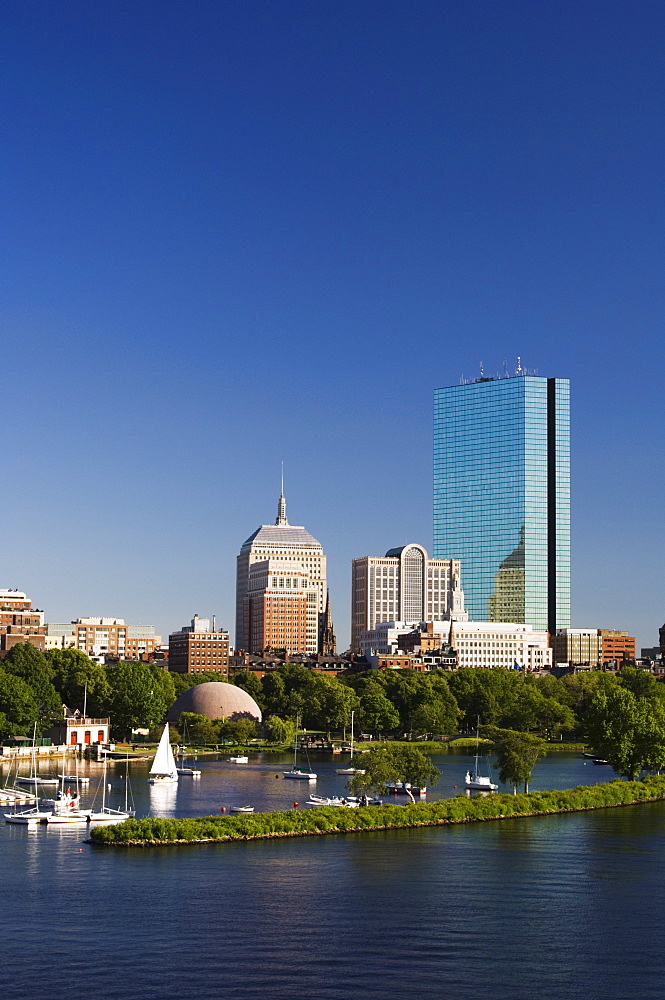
236;490;327;655
553;628;636;668
168;615;230;675
351;544;467;652
553;629;603;667
433;368;570;634
45;618;161;661
360;619;551;671
0;589;47;654
598;629;635;666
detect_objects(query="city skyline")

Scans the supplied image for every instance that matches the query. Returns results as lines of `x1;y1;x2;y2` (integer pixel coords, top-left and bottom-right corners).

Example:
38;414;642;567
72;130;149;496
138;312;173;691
2;3;664;651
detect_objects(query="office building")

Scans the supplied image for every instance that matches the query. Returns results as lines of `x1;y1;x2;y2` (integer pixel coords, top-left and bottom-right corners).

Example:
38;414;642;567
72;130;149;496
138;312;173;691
554;628;636;667
553;629;603;667
359;619;551;671
434;364;570;635
168;615;230;675
242;560;319;656
598;629;635;665
236;491;327;654
351;543;466;652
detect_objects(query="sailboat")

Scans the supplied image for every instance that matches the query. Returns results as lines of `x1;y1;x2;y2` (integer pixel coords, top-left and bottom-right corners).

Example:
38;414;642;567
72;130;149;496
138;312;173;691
283;717;317;780
148;723;179;785
88;754;132;824
46;747;92;824
4;733;54;825
176;720;201;776
464;718;498;792
336;711;365;775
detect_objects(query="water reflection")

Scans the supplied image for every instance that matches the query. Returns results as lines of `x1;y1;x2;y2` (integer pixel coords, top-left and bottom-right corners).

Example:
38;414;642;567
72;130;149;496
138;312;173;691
148;781;178;816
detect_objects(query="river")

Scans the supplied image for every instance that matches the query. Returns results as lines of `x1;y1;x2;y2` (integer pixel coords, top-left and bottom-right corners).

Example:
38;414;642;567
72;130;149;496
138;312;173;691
1;750;663;999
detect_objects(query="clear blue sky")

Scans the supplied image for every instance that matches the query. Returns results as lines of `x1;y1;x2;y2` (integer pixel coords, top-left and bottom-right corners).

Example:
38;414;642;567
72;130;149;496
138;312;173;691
3;0;664;651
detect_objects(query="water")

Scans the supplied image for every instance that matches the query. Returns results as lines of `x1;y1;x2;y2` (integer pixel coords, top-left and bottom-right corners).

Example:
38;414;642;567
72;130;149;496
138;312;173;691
2;751;662;1000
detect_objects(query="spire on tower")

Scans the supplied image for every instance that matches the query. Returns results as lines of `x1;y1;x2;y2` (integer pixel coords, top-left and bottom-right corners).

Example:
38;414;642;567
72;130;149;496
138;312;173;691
276;464;288;526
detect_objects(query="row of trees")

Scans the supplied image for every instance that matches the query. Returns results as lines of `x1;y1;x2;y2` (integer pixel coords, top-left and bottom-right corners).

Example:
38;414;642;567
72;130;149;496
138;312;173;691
3;641;665;781
0;644;178;739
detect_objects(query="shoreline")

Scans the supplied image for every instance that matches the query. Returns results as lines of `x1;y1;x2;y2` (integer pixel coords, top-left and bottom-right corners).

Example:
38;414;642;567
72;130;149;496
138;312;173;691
89;775;665;848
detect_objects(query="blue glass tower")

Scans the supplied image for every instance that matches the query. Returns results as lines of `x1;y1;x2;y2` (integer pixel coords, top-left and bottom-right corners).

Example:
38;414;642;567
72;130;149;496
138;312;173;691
433;374;570;635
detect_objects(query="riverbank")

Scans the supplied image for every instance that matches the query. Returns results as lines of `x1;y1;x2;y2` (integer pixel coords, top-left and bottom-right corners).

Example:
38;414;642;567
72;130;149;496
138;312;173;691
90;775;665;847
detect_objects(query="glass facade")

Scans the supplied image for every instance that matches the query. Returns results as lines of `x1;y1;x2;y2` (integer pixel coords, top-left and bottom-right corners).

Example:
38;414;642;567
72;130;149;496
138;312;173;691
433;375;570;634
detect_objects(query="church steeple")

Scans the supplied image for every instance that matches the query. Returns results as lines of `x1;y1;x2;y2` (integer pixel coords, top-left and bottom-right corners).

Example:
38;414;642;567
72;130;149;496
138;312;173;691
319;590;337;656
275;463;288;525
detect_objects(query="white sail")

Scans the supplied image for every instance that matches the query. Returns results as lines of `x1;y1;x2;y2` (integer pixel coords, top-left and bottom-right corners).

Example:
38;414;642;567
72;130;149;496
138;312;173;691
149;724;178;780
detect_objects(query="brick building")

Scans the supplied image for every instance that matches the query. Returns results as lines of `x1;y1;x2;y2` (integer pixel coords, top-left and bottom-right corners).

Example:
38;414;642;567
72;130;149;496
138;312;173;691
169;615;230;675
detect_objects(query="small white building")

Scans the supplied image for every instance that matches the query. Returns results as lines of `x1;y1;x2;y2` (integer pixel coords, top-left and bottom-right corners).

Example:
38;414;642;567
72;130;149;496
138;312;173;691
45;709;110;747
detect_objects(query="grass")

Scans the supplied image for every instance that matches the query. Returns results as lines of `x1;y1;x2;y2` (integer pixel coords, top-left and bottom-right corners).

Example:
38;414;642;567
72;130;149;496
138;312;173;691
89;775;665;847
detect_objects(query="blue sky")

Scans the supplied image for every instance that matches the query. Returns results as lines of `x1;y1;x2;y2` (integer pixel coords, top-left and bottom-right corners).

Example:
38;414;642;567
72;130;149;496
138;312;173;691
3;1;664;650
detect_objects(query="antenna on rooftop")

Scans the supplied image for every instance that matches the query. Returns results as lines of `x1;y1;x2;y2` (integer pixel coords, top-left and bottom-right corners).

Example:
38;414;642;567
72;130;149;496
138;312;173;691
516;356;522;375
479;361;484;377
502;359;509;377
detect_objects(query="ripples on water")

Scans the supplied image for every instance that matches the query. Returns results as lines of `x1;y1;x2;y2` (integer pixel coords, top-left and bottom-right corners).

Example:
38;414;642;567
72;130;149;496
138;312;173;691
2;753;665;1000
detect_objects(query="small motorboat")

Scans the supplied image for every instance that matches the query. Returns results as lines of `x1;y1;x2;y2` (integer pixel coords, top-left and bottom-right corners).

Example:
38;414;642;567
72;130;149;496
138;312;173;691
230;805;254;813
229;756;249;764
593;758;611;765
335;767;366;776
176;766;202;776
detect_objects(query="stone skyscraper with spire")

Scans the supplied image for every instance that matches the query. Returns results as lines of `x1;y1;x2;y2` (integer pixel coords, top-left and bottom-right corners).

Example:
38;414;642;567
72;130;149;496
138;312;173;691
235;489;330;655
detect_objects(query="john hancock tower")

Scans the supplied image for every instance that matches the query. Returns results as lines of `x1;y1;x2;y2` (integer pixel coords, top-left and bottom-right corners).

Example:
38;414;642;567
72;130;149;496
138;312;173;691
433;363;570;636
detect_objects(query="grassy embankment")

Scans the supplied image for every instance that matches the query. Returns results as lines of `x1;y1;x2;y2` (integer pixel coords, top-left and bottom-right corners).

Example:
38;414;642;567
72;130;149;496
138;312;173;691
90;775;665;847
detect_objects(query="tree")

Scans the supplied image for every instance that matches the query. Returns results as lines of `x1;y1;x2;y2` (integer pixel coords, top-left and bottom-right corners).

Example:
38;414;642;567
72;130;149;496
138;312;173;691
408;674;459;735
232;670;265;709
47;648;111;716
3;643;60;722
217;718;258;743
263;714;295;745
261;671;288;717
348;745;439;802
493;730;546;793
170;671;232;698
106;662;173;739
304;675;358;736
0;668;39;736
357;688;400;736
585;687;665;779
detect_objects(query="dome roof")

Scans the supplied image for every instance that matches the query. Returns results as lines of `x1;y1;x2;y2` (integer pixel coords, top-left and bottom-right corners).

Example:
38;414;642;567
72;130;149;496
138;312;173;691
167;682;262;723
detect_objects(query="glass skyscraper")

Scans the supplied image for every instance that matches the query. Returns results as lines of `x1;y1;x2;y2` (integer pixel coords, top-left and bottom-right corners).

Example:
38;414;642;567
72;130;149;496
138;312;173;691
433;373;570;635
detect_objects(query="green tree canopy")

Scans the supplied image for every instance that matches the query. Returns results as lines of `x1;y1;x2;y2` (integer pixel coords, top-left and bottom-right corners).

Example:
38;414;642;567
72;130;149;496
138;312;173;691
47;648;111;716
349;744;439;801
357;688;400;736
3;643;60;722
106;662;174;738
0;668;39;736
263;714;295;745
584;686;665;779
492;729;546;793
232;670;265;709
217;717;258;743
